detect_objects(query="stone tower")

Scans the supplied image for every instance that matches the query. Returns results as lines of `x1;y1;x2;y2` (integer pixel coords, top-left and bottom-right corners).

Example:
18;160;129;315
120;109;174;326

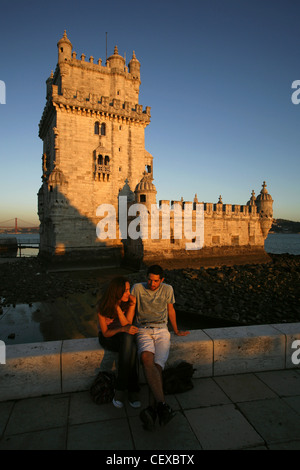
38;31;153;261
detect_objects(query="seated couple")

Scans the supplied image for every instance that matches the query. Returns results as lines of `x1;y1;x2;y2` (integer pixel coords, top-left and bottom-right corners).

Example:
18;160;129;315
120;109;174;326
97;264;189;430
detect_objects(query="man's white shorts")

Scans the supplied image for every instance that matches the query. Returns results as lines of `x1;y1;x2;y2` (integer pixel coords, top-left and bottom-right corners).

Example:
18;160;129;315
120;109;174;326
136;327;171;369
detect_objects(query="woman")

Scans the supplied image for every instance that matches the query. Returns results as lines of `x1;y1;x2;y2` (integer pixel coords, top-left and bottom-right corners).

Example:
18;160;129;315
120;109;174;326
97;276;140;409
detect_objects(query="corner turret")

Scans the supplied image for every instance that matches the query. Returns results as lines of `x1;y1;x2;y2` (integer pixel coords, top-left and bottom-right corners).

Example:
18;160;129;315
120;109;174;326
128;51;140;80
106;45;125;72
57;30;72;63
255;181;273;238
135;172;157;211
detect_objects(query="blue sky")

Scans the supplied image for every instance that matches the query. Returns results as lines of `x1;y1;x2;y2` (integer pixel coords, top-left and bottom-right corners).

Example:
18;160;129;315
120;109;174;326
0;0;299;229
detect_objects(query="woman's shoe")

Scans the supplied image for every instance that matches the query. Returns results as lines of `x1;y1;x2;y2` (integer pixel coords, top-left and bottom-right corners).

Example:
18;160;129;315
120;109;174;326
128;392;141;408
112;390;124;408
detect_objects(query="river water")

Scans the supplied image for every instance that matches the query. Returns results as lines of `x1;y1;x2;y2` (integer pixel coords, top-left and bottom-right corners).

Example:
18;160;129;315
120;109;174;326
264;233;300;255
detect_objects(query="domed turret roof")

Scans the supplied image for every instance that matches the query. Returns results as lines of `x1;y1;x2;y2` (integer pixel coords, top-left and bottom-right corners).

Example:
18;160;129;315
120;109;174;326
135;172;156;193
129;51;140;65
107;45;125;69
57;30;72;48
256;181;273;201
48;167;67;186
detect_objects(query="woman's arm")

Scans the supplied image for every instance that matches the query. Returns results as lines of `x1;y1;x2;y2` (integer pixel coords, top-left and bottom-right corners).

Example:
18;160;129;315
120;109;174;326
98;313;138;337
116;305;130;326
125;294;136;324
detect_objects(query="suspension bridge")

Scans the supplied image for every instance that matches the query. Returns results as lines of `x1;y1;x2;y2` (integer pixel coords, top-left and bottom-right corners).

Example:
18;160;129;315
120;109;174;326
0;218;39;233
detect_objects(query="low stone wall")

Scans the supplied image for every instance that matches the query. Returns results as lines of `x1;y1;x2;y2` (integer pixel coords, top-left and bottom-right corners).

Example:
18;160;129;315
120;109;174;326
0;323;299;402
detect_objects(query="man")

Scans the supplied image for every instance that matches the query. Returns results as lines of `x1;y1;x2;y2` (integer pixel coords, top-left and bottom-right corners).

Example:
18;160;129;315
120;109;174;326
131;264;189;431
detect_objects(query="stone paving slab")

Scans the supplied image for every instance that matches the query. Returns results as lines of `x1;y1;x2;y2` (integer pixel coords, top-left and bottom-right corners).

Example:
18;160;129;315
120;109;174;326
1;370;300;450
174;377;231;408
67;418;134;450
213;373;278;402
237;398;300;445
128;411;202;451
185;404;265;450
255;369;300;396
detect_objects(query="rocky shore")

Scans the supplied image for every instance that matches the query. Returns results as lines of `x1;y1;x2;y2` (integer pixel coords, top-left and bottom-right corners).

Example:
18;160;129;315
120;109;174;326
0;253;299;327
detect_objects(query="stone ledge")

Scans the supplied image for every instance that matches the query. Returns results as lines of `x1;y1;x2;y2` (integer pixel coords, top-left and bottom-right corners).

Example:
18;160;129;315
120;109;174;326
0;323;299;402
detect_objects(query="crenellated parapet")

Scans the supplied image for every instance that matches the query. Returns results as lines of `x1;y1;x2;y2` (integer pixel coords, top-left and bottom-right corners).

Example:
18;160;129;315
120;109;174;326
156;200;259;218
52;86;150;120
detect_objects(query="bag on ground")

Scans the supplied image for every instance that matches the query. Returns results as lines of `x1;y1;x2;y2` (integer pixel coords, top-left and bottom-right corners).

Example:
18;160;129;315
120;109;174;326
90;371;116;404
162;361;196;394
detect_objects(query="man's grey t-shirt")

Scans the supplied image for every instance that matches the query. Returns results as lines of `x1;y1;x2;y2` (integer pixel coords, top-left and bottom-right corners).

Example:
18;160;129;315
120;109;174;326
131;282;175;328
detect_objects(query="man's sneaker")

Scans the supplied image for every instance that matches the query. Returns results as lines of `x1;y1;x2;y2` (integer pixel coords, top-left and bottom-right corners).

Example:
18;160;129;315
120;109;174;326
128;392;141;408
157;402;176;426
139;406;157;431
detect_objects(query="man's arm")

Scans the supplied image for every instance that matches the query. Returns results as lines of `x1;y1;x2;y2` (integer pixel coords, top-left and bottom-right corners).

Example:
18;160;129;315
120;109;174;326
167;304;190;336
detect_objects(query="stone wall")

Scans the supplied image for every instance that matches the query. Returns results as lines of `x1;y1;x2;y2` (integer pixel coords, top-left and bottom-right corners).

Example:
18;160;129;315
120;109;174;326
1;323;299;402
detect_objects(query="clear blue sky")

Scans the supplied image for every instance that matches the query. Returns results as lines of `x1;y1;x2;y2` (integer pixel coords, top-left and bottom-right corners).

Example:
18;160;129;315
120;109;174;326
0;0;300;228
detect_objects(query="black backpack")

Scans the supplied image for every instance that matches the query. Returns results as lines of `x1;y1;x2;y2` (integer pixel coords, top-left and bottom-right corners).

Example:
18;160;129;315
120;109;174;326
162;361;196;394
90;371;116;404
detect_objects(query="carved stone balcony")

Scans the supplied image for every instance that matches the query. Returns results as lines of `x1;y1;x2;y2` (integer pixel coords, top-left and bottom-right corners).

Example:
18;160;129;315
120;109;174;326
96;164;111;173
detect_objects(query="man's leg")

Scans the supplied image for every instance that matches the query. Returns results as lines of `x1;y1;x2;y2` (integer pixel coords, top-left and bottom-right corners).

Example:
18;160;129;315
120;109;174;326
141;351;165;405
139;329;175;429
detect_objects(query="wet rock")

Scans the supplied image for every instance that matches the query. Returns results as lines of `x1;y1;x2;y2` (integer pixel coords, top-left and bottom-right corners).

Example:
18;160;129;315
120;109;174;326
0;253;299;327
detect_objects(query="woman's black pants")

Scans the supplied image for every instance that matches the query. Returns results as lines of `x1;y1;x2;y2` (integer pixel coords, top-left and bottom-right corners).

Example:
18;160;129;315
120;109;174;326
98;332;139;392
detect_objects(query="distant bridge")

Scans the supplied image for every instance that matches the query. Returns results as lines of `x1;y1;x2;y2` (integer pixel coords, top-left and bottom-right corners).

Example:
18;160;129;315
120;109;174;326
0;218;39;233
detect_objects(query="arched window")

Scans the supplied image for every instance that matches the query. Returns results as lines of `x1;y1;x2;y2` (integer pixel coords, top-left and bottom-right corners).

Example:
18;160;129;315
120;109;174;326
94;122;100;135
97;155;103;165
101;123;106;136
104;155;110;165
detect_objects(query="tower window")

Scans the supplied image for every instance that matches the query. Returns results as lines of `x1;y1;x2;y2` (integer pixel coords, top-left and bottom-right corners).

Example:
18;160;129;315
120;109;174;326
94;122;100;135
101;123;106;136
140;195;146;202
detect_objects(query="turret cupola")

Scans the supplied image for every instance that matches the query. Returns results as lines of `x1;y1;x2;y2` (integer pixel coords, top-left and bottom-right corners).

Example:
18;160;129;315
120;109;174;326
128;51;140;79
107;45;125;72
57;30;72;63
